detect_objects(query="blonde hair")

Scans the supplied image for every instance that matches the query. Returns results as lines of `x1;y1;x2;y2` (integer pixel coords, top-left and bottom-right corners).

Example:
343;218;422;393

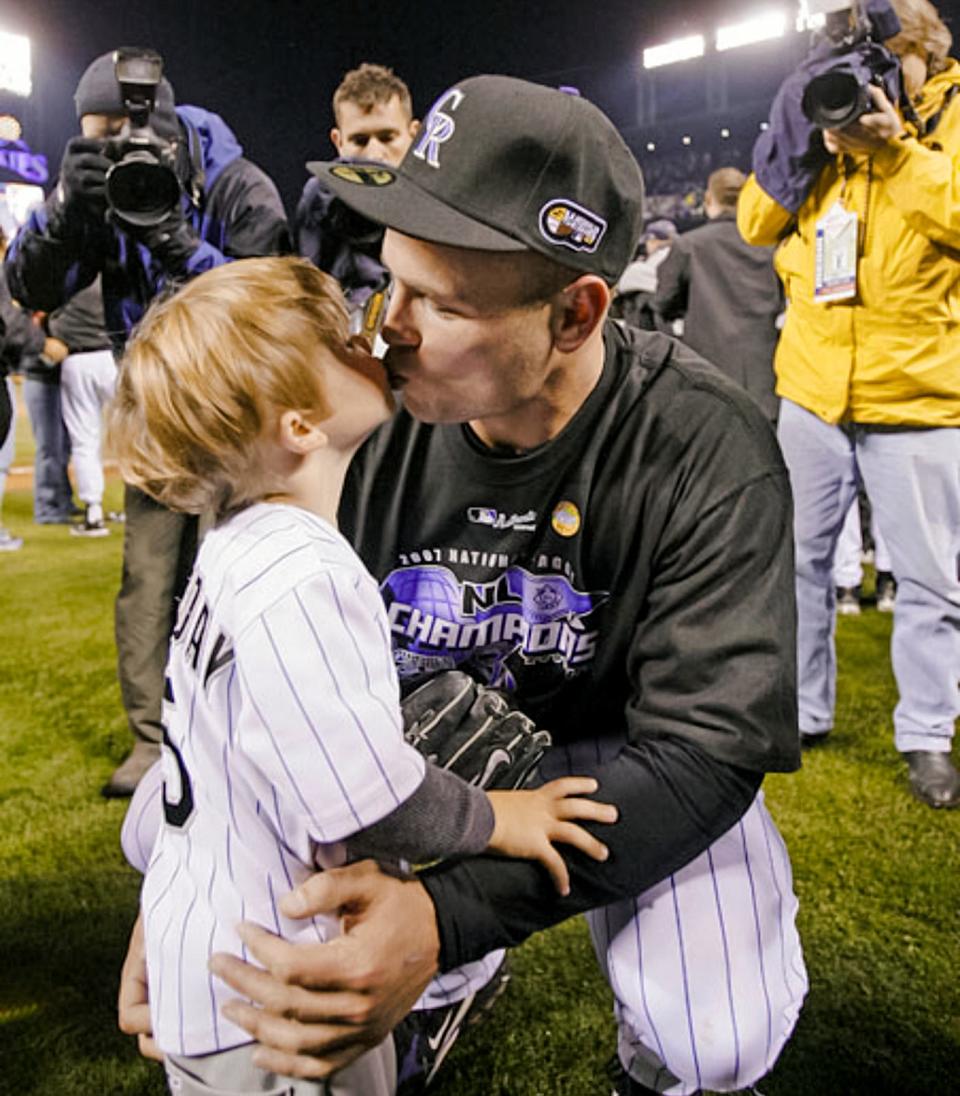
108;256;351;517
887;0;953;75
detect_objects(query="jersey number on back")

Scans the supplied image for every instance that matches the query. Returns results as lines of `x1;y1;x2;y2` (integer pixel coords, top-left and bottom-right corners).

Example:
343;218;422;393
161;676;196;828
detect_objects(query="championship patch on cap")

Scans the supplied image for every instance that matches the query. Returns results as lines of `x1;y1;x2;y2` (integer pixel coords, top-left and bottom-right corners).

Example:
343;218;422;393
330;164;396;187
539;199;606;254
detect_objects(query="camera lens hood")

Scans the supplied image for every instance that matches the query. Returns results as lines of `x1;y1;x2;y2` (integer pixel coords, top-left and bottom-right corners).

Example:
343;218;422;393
106;152;181;227
802;68;873;129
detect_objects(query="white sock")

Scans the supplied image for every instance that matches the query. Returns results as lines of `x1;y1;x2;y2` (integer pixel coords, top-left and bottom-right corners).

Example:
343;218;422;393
87;502;103;524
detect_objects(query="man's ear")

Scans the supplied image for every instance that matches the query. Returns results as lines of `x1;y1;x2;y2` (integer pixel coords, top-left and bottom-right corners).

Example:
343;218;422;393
330;127;343;155
408;118;421;139
277;410;328;455
549;276;610;352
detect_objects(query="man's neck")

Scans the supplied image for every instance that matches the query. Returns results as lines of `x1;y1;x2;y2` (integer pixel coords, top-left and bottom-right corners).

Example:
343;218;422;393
469;330;606;453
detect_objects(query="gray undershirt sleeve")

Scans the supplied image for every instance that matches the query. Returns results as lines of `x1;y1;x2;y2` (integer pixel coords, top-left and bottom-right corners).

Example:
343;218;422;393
344;764;495;862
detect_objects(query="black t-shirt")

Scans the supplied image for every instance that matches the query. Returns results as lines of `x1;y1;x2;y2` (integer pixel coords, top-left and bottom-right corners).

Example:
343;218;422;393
340;319;799;966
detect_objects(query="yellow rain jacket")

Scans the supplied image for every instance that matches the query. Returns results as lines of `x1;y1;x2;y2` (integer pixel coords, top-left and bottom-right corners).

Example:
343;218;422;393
738;60;960;426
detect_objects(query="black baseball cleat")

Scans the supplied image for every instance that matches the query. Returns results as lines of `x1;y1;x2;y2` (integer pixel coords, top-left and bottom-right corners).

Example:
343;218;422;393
394;957;510;1093
607;1055;701;1095
904;751;960;809
875;571;897;613
835;585;861;616
800;731;830;749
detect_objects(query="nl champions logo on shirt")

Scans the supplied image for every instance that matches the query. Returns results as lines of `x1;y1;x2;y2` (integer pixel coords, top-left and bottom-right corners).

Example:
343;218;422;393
381;562;608;690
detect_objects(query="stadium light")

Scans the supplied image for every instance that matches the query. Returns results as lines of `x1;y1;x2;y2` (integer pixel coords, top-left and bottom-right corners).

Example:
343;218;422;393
716;10;788;51
682;135;692;145
643;35;706;70
797;1;828;31
646;141;657;151
0;29;31;97
721;127;731;138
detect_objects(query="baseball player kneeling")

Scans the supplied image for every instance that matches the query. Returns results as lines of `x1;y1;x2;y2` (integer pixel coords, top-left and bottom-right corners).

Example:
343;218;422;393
111;255;617;1096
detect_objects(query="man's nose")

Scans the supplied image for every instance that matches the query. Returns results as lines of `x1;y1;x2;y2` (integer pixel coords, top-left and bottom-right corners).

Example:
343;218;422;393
381;285;417;346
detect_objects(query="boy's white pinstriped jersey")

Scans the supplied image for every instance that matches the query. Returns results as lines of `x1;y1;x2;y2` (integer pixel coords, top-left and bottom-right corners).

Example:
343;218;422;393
140;502;425;1056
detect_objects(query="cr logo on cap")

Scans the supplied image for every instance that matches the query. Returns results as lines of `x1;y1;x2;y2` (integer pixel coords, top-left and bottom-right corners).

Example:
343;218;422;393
413;88;464;169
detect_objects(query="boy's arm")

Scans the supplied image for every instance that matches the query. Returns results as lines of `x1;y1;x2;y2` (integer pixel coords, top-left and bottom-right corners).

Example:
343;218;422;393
343;763;493;861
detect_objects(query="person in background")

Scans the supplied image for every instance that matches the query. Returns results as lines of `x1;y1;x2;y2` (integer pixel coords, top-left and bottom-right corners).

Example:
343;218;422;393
5;48;291;797
609;219;677;331
655;168;783;425
739;0;960;806
296;63;419;332
47;278;118;537
833;493;897;616
0;228;71;541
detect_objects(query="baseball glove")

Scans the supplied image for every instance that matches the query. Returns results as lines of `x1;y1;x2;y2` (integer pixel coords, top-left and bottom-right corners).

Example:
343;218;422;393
402;671;551;790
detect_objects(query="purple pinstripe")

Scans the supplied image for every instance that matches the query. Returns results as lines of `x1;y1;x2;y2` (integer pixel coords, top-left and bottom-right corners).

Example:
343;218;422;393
707;846;741;1087
296;580;406;806
670;874;703;1089
237;652;332;841
176;833;200;1051
739;819;774;1062
626;900;668;1065
205;860;221;1049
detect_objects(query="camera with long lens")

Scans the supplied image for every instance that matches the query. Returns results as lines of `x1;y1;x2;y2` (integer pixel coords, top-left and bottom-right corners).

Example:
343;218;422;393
801;0;902;129
104;48;180;227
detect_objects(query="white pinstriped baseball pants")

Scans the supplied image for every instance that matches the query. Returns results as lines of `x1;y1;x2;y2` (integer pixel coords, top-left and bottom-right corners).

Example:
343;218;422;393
589;791;806;1094
418;790;806;1095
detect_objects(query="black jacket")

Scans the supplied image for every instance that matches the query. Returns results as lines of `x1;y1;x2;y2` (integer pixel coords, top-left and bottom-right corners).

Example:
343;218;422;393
0;267;45;376
6;106;290;353
655;213;783;422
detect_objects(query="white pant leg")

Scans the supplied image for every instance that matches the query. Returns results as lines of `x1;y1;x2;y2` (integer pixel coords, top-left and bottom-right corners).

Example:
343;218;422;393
777;399;860;734
832;497;863;589
415;948;506;1009
856;428;960;752
60;349;117;506
588;793;807;1095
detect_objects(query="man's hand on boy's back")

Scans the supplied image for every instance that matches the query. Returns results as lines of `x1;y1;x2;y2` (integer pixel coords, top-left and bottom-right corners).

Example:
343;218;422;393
208;861;440;1079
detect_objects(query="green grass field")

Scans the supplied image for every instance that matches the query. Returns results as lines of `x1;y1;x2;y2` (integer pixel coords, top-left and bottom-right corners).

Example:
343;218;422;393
0;458;957;1094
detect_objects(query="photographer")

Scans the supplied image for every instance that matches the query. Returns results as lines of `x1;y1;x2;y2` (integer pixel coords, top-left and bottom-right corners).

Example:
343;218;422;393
295;64;419;331
6;49;291;796
739;0;960;808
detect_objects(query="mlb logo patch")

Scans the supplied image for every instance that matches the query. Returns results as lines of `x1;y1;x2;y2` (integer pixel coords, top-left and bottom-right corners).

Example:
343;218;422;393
539;199;607;254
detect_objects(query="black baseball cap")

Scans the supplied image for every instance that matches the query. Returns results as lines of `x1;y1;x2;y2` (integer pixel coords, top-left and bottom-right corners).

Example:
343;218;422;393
307;75;645;283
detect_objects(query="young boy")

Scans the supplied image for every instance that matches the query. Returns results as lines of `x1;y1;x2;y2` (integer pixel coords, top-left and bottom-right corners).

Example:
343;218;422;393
110;256;616;1096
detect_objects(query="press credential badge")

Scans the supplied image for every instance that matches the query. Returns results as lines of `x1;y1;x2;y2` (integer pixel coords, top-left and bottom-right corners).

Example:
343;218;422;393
814;200;858;302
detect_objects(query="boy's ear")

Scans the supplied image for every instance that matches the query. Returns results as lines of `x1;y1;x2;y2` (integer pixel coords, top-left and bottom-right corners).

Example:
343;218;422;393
277;410;328;454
